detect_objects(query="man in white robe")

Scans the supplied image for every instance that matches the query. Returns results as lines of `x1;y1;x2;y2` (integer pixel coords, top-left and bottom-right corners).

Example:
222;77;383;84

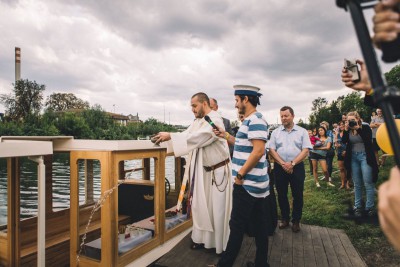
155;92;232;254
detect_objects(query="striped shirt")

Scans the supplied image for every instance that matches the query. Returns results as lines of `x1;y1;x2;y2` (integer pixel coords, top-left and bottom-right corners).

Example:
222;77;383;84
232;112;269;198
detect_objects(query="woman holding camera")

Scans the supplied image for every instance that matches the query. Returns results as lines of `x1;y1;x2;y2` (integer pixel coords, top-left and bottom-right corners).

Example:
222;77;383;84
310;126;335;188
342;111;379;217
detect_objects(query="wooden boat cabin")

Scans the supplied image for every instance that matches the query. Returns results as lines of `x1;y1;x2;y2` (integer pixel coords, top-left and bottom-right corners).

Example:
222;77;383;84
0;136;192;266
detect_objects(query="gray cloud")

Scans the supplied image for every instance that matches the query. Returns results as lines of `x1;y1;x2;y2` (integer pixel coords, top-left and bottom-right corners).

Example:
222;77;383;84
0;0;397;125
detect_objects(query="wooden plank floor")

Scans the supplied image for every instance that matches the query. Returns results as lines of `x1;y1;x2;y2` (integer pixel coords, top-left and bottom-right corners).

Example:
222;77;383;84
152;223;367;267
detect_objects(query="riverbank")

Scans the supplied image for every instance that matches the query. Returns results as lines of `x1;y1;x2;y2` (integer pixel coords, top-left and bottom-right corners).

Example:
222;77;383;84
301;155;400;266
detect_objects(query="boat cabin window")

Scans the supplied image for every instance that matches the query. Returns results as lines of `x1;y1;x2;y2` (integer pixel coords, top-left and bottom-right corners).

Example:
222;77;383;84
77;159;101;206
52;153;71;211
120;156;176;191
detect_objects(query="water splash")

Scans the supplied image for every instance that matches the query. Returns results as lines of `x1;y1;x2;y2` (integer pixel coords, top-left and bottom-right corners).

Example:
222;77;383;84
76;179;125;265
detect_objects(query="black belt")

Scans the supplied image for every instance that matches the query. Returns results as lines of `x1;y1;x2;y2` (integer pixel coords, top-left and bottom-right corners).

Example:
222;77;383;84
204;158;230;172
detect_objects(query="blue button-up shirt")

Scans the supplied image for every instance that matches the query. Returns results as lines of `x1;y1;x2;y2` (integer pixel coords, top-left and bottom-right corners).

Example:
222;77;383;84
267;124;312;162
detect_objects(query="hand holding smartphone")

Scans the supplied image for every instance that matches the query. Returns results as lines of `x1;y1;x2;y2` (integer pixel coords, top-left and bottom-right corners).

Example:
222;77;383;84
344;59;360;83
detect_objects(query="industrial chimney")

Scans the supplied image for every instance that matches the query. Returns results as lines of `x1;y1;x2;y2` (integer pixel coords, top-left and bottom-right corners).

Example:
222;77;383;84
15;47;21;81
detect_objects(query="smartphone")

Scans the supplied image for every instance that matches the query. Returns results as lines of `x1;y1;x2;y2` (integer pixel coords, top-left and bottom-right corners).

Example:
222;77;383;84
344;59;360;83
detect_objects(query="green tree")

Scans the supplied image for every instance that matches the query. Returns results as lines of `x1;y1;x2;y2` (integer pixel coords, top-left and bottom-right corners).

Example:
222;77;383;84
23;114;60;136
308;92;373;127
0;79;45;121
311;97;328;112
0;121;24;136
297;118;308;129
384;64;400;88
329;100;342;124
338;91;373;122
81;105;115;139
309;97;329;128
56;112;93;138
45;92;89;111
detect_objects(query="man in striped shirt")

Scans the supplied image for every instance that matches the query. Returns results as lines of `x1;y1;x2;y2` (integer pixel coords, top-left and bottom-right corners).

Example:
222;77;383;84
212;85;271;267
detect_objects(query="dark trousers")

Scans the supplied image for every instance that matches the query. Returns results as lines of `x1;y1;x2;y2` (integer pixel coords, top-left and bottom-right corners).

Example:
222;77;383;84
326;151;334;177
218;184;270;267
274;162;305;223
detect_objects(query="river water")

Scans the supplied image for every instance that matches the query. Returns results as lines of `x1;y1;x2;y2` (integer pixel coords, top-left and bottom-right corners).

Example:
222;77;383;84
0;154;177;226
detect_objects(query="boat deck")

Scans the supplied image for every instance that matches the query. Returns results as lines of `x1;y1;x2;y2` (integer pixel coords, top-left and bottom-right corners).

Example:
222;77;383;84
153;223;367;267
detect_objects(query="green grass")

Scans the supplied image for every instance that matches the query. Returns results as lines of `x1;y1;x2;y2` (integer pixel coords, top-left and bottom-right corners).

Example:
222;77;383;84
283;154;400;266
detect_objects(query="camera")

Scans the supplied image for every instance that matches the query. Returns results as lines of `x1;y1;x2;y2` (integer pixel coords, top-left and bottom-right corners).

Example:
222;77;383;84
344;59;360;83
348;120;358;128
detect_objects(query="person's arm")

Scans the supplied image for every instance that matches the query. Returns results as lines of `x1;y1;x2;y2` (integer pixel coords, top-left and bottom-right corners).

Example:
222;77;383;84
291;148;310;166
268;148;293;174
224;132;235;146
334;132;340;148
373;0;400;46
267;129;291;173
342;128;350;144
316;138;332;151
378;167;400;252
291;130;313;166
364;95;376;108
235;139;266;185
268;148;285;167
341;59;399;111
212;127;235;146
156;132;171;142
341;59;372;94
156;116;225;157
370;117;378;128
360;124;373;143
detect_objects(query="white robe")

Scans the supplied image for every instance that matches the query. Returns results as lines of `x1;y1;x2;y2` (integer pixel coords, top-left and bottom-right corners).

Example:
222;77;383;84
165;110;232;253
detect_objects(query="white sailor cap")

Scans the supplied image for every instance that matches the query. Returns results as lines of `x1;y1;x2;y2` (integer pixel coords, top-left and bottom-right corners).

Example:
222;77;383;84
233;85;262;97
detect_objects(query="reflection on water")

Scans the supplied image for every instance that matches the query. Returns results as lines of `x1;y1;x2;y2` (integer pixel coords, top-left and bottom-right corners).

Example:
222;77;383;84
0;155;177;226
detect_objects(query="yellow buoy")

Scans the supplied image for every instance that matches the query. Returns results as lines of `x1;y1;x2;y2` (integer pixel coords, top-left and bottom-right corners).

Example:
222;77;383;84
376;119;400;155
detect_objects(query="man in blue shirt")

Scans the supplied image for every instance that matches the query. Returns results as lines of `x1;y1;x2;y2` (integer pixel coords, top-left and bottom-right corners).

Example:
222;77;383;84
211;85;271;267
268;106;312;233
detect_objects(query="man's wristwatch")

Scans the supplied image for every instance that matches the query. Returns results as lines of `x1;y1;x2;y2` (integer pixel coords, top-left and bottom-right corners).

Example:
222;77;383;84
291;161;296;167
236;173;244;180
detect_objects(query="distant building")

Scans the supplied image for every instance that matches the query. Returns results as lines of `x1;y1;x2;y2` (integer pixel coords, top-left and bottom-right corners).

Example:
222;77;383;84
106;112;130;126
127;113;142;123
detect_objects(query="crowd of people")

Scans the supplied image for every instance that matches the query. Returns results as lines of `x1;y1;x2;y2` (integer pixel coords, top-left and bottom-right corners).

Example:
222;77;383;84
154;86;394;267
154;87;397;266
151;1;400;266
306;109;388;218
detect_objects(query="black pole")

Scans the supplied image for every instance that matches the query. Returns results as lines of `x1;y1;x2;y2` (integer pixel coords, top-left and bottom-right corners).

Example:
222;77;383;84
345;0;400;167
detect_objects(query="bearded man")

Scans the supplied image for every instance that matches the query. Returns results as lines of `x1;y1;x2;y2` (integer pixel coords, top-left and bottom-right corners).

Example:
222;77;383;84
211;85;271;267
155;92;232;254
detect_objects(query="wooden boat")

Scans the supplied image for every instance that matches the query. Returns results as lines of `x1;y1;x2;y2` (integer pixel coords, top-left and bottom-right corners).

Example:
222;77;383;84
0;136;192;267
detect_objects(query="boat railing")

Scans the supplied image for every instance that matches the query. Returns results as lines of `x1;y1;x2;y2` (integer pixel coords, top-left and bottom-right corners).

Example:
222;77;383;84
0;136;192;267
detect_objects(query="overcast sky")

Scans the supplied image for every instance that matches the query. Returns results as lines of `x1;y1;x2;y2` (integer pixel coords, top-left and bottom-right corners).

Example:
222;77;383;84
0;0;397;126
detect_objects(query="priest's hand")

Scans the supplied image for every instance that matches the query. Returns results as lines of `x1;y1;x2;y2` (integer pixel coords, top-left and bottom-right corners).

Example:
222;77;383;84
155;132;171;144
